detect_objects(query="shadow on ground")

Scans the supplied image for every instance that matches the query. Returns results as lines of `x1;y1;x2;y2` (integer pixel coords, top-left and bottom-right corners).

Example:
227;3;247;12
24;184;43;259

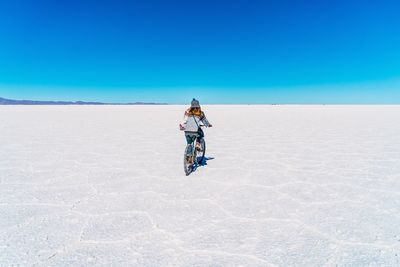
189;156;215;174
198;156;214;166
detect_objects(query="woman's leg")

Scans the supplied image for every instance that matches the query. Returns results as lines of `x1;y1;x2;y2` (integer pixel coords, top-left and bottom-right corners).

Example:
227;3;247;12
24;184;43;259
185;134;193;144
196;128;204;143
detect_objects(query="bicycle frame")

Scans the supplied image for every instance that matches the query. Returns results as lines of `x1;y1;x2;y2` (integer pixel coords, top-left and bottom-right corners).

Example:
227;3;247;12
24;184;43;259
183;130;206;175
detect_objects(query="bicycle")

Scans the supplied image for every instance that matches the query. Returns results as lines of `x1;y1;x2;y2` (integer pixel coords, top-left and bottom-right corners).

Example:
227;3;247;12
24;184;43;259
183;126;206;176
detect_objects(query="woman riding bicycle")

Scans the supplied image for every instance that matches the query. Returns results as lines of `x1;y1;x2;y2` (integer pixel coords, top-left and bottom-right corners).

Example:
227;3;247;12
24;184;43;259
179;98;212;149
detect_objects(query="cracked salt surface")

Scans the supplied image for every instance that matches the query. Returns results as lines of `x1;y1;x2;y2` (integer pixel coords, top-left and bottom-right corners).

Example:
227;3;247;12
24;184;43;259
1;105;400;266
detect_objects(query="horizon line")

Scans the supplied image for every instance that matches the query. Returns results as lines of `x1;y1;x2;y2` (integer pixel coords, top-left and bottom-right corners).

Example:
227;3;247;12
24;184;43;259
1;96;400;106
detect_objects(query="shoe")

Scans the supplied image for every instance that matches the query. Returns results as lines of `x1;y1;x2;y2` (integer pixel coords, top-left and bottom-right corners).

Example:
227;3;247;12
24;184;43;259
186;156;194;164
195;142;201;151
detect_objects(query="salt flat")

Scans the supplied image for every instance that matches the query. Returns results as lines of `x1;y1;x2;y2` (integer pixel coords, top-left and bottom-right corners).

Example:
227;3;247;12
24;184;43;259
0;105;400;266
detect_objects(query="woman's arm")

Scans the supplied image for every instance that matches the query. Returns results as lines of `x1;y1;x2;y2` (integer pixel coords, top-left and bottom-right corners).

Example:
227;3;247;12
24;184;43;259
200;112;212;127
180;112;189;130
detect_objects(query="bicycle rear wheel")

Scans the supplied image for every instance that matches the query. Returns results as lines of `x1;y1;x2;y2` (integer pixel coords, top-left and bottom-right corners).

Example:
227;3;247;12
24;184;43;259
184;144;194;176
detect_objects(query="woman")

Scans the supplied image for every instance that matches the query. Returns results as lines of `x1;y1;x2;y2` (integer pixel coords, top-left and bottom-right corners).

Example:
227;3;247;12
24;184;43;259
179;98;212;148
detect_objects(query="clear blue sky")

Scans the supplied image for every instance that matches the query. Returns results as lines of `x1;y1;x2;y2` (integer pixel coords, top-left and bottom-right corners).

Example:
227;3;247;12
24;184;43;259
1;0;400;103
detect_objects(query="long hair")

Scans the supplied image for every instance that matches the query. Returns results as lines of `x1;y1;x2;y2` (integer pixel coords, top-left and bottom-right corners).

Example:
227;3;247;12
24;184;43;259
186;107;202;116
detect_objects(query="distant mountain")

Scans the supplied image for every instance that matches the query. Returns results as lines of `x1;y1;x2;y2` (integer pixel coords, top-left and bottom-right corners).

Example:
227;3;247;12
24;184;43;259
0;97;166;105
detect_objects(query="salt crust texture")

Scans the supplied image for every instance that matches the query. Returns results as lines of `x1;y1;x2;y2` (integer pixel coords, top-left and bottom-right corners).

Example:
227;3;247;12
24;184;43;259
0;105;399;266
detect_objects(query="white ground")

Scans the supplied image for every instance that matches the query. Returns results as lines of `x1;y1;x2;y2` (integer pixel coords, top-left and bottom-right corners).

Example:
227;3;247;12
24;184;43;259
1;105;400;266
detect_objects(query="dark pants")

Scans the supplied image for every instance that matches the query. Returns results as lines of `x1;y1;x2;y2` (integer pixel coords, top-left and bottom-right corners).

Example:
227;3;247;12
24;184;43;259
185;127;204;144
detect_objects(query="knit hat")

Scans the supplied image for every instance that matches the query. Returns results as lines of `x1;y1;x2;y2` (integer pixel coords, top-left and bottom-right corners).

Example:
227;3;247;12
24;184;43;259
190;98;200;108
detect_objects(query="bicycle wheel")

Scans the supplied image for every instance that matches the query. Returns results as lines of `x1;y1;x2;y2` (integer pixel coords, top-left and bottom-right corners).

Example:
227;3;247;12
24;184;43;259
196;139;206;165
184;144;194;176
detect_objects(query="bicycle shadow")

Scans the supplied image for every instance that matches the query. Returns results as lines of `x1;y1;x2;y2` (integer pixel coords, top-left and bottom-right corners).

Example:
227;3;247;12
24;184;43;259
190;156;215;173
198;156;215;166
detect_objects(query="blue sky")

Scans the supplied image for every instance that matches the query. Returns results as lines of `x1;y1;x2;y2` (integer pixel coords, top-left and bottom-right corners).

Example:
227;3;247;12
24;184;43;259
1;0;400;103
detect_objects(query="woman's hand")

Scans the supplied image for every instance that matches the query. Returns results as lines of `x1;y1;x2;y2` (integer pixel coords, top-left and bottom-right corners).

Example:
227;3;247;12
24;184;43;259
179;124;185;130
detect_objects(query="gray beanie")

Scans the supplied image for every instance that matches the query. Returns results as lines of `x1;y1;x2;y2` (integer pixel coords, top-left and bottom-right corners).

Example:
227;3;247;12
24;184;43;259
191;98;200;108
